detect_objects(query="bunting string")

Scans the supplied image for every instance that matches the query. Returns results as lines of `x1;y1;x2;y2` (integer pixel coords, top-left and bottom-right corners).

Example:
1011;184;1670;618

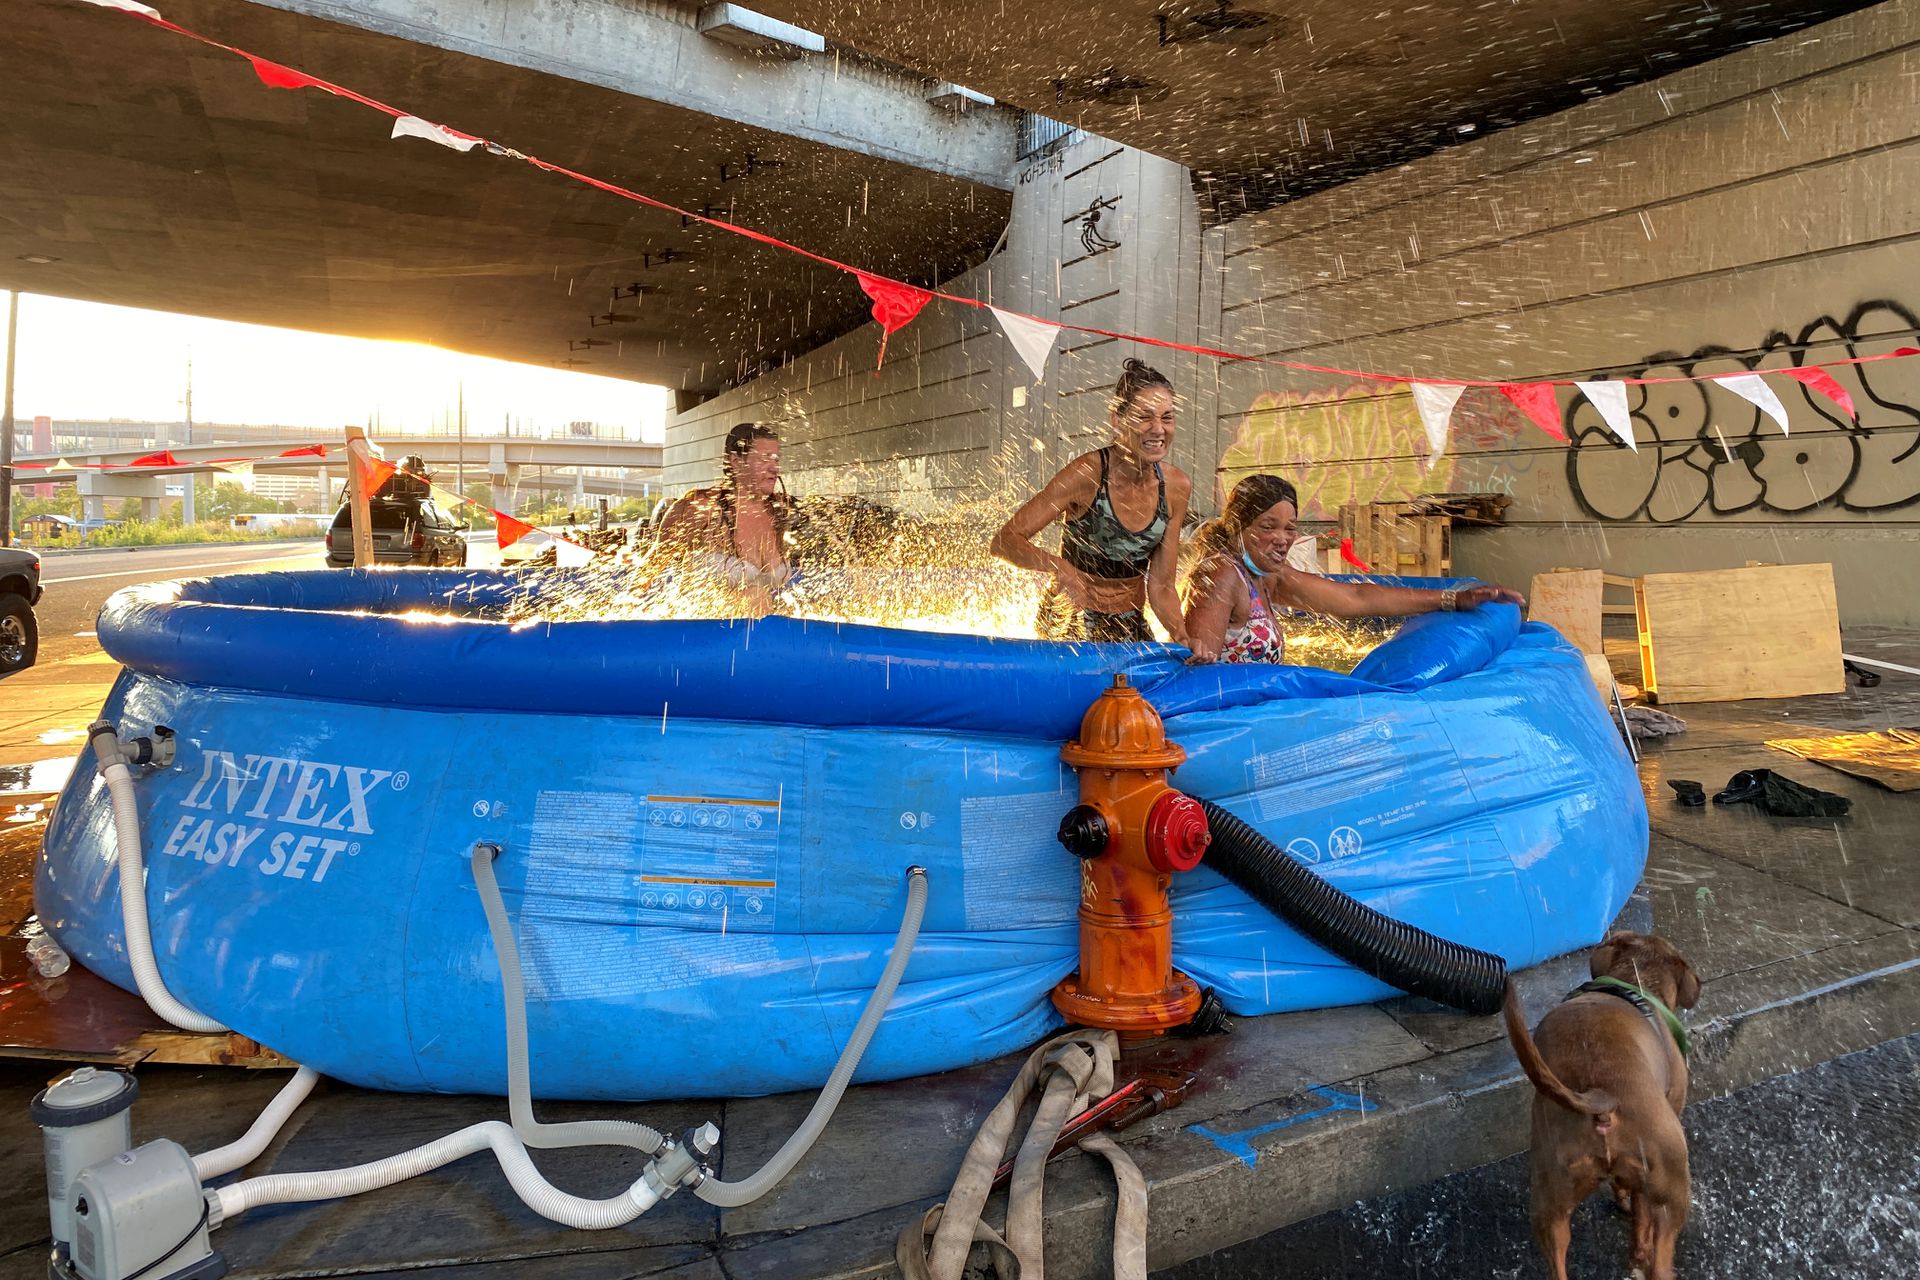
13;431;604;560
54;0;1920;451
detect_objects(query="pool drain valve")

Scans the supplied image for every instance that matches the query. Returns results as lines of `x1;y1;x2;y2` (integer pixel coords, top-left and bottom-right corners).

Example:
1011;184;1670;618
1052;674;1210;1038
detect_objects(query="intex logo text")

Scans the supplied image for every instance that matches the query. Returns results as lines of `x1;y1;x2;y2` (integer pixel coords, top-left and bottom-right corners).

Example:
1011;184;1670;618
156;751;402;885
181;751;393;834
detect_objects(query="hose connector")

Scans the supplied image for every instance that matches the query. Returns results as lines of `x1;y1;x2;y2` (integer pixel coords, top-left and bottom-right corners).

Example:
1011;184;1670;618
87;720;176;771
88;719;125;773
123;725;176;769
639;1122;719;1201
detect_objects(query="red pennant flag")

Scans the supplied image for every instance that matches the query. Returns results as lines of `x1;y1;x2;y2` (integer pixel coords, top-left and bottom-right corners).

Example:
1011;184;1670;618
1781;367;1855;418
855;272;932;369
495;512;536;550
247;56;326;91
276;444;328;458
352;452;397;497
128;450;182;467
1339;537;1372;573
1498;383;1567;440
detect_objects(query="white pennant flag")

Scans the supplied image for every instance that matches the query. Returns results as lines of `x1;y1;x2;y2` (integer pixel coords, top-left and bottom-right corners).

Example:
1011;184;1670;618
554;538;596;569
78;0;162;16
990;307;1059;382
1408;383;1465;460
391;116;481;152
47;457;80;473
1711;373;1791;435
212;460;255;478
1574;381;1636;451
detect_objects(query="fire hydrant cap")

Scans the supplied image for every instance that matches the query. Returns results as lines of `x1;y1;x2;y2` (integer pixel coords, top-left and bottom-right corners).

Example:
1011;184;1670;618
1061;675;1186;770
1145;791;1209;873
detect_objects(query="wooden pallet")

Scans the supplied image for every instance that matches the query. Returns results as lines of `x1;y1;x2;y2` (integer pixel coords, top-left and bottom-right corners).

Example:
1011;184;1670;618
1338;502;1451;577
1409;492;1514;525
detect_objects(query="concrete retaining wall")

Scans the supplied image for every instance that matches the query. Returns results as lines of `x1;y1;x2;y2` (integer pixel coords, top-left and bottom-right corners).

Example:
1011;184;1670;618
1213;0;1920;624
665;0;1920;623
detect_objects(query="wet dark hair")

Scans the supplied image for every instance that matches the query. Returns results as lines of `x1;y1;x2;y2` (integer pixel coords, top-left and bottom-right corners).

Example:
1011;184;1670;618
1109;358;1173;415
1195;474;1299;559
723;422;779;456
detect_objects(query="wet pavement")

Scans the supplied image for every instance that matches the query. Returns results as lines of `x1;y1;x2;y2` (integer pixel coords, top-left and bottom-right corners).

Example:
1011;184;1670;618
1;631;1917;1280
1157;1032;1920;1280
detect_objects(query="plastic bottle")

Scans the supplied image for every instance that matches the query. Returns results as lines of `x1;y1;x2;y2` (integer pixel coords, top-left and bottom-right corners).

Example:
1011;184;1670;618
22;920;70;979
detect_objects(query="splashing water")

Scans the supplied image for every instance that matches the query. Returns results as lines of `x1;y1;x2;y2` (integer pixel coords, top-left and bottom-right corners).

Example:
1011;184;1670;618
428;471;1394;672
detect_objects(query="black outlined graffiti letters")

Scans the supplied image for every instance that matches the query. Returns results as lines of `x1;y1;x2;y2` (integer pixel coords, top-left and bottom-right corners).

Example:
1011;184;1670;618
1565;302;1920;521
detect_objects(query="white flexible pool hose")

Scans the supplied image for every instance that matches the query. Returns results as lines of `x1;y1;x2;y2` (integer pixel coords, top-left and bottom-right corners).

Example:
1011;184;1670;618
207;1119;660;1229
470;845;666;1155
89;722;227;1034
193;1066;321;1181
695;865;928;1207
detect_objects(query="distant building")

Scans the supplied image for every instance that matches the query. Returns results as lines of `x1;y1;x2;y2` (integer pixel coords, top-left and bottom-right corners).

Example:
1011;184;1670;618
20;513;78;542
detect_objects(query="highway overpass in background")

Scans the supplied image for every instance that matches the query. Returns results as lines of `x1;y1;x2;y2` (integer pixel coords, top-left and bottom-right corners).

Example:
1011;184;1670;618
8;434;663;517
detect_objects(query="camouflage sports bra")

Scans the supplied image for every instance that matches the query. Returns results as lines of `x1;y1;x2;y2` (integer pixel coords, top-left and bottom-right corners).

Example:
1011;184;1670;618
1060;448;1168;581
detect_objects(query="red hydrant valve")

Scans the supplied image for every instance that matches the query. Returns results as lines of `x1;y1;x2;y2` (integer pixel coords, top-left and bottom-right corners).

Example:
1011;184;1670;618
1144;792;1209;873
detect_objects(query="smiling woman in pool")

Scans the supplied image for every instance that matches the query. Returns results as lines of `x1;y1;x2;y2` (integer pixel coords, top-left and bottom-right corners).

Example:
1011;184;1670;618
991;359;1193;645
1184;474;1526;664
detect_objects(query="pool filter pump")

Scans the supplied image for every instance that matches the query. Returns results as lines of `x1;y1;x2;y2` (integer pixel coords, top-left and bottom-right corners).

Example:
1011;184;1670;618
32;1068;222;1280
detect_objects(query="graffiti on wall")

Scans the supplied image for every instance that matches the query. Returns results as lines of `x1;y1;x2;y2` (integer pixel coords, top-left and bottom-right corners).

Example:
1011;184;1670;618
1221;383;1453;517
1565;301;1920;522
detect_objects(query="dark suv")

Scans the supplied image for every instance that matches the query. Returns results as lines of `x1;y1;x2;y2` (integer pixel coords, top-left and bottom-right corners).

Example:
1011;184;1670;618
0;544;43;674
324;464;468;568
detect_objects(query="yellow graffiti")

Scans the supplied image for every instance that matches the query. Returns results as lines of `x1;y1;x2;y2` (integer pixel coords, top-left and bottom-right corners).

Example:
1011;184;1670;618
1219;383;1453;518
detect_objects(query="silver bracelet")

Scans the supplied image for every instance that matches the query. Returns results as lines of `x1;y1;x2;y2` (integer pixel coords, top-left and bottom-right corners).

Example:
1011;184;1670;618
1439;588;1458;612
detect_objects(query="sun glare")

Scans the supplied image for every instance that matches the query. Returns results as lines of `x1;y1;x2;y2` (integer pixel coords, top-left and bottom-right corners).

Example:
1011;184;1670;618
7;293;669;440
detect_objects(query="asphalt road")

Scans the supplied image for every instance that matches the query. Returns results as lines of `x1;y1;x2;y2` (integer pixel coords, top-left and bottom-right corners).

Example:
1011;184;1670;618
31;540;326;664
1157;1033;1920;1280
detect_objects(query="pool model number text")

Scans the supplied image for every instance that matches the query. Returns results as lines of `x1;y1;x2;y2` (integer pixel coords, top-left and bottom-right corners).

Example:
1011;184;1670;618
155;749;408;884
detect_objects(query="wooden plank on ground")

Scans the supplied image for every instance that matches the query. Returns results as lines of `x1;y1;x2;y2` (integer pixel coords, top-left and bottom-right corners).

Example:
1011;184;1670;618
1635;563;1845;703
1529;569;1604;654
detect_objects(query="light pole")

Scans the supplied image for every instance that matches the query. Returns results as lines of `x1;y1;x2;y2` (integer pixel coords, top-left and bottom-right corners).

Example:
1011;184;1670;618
1;291;17;547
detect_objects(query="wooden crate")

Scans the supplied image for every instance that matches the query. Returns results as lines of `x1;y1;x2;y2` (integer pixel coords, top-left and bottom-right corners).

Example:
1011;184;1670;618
1338;502;1451;577
1528;568;1604;655
1634;563;1844;704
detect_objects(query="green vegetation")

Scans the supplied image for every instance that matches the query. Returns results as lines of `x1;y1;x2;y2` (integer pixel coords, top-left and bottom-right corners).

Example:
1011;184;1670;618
72;518;317;548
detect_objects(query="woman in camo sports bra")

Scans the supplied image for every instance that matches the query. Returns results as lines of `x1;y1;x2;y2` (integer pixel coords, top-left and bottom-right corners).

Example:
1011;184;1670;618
1184;474;1528;664
992;359;1193;644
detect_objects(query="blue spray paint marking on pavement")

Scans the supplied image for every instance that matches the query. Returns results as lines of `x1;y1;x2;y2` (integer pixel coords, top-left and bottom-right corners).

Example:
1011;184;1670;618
1187;1085;1375;1168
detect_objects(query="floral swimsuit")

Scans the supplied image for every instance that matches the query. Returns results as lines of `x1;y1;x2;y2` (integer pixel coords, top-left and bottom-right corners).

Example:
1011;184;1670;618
1218;562;1285;664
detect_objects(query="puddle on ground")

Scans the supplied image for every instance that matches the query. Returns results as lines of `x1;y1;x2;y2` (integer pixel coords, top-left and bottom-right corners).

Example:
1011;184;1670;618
0;758;76;799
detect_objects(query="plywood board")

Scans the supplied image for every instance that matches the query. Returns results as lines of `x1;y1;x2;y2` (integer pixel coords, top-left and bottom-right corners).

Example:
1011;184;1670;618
1635;563;1844;703
1529;569;1604;655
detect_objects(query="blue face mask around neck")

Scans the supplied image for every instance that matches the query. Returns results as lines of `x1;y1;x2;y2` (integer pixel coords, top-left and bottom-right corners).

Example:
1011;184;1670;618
1240;536;1268;579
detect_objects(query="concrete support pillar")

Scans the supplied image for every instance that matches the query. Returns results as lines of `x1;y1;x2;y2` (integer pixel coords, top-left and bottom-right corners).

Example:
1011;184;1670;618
77;469;167;524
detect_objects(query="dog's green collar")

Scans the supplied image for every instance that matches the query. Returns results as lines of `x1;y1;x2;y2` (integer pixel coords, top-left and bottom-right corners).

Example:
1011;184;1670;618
1572;977;1691;1058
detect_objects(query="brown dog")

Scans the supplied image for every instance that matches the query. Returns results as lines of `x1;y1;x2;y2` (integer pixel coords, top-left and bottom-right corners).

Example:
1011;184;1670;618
1502;931;1702;1280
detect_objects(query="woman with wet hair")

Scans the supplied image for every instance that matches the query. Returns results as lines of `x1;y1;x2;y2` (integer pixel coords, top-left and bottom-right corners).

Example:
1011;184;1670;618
992;358;1193;644
652;422;803;609
1183;473;1526;664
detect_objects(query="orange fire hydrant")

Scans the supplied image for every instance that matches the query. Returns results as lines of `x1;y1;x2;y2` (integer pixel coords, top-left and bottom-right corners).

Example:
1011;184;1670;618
1051;674;1210;1038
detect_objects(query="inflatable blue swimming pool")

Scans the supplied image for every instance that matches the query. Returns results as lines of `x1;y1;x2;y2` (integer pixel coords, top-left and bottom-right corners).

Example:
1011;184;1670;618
35;569;1645;1099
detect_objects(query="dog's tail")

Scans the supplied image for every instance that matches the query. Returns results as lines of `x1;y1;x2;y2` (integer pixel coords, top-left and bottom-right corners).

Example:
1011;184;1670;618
1502;981;1619;1128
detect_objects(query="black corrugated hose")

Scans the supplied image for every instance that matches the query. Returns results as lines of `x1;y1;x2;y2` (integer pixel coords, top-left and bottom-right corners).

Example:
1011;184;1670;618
1198;800;1508;1015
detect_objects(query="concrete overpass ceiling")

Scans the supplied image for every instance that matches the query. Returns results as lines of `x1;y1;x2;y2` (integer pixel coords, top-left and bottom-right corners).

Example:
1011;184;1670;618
744;0;1878;211
0;0;1015;398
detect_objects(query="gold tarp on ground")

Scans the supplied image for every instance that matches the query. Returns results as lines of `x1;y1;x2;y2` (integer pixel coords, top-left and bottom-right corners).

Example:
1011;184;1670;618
1766;727;1920;793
